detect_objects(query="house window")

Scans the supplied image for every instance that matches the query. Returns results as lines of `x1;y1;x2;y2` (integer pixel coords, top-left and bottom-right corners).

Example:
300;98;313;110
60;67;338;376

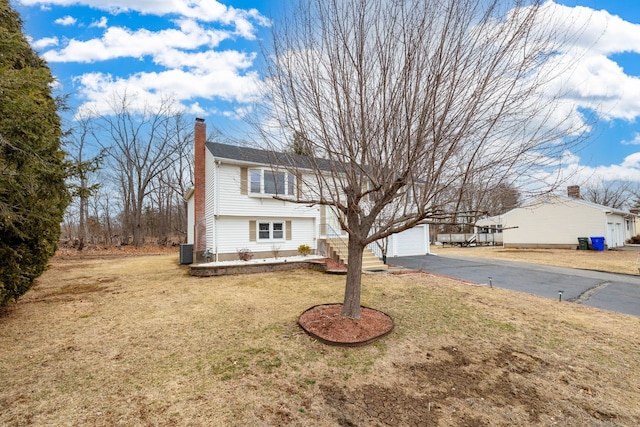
258;221;285;241
249;169;295;196
264;170;284;194
288;174;295;196
258;222;270;240
273;222;284;239
250;170;261;193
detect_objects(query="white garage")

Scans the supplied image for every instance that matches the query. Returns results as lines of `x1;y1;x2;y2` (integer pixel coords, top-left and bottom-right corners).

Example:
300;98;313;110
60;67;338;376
390;224;430;257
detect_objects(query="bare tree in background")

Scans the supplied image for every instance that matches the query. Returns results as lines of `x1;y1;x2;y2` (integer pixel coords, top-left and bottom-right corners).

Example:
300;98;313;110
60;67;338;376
582;180;637;210
258;0;588;319
64;113;105;249
451;181;520;233
98;93;189;247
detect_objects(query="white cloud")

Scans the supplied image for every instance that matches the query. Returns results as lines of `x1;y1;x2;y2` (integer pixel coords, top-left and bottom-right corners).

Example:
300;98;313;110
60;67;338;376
621;152;640;169
35;2;267;121
90;16;108;28
153;49;255;72
222;105;254;120
539;2;640;55
74;64;263;117
54;15;77;26
531;151;640;189
32;36;59;50
185;101;206;116
537;2;640;123
18;0;270;36
622;133;640;146
43;19;230;63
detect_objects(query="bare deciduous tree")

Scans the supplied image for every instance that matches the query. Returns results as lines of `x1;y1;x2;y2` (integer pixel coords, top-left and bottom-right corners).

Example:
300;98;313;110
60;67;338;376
98;92;189;246
452;181;521;233
582;180;637;210
64;113;105;249
258;0;588;319
61;92;195;248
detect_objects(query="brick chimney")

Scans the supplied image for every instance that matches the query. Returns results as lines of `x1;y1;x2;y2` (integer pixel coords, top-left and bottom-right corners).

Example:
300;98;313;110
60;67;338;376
567;185;581;199
194;118;207;262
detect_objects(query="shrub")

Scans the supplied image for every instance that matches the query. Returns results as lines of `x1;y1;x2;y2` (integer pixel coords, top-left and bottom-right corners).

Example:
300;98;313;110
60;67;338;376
0;3;69;306
237;248;253;261
297;244;312;256
627;235;640;244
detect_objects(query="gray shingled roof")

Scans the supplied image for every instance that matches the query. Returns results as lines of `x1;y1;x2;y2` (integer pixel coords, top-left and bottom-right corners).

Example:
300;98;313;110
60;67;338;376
206;142;337;172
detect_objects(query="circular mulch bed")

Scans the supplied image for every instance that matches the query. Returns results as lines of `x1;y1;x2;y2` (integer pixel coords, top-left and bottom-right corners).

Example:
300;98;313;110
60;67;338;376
298;303;394;347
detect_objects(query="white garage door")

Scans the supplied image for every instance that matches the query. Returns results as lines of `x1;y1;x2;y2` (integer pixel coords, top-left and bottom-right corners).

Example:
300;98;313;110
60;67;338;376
393;225;428;257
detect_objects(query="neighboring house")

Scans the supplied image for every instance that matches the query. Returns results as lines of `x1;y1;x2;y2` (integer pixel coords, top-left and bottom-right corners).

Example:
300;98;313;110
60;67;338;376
185;118;429;266
632;209;640;238
476;190;637;249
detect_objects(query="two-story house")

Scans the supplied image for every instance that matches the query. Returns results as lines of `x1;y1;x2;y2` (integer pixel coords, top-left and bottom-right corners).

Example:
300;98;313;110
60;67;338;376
185;118;429;266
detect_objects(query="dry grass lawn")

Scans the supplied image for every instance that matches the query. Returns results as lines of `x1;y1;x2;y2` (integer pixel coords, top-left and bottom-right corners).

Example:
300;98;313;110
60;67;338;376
1;253;640;426
432;246;640;275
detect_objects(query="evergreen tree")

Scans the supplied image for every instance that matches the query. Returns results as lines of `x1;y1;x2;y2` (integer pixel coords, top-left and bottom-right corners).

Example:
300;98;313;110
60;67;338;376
0;1;69;306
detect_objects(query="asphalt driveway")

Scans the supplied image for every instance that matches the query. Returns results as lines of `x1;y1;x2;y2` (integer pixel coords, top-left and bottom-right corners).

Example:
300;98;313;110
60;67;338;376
392;254;640;317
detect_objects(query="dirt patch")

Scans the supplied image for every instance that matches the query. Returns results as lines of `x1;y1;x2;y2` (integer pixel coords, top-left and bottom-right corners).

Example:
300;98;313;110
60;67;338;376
299;303;394;345
317;343;563;426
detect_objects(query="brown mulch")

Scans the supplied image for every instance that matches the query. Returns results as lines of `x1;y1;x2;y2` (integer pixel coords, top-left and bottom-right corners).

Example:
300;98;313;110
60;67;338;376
298;303;394;346
319;257;347;272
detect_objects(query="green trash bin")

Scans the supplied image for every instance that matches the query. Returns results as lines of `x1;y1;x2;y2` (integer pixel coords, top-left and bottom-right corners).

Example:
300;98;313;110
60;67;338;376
577;237;589;250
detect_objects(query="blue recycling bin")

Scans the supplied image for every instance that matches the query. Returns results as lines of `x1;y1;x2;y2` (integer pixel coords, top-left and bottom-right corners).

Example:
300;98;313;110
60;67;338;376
590;236;605;251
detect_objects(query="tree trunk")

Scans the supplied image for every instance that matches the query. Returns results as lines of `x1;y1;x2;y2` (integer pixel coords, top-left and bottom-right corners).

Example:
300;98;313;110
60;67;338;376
78;196;88;251
341;238;365;319
132;202;142;247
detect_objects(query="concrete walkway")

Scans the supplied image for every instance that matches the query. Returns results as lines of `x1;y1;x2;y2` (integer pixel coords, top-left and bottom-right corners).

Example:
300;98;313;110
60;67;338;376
392;253;640;317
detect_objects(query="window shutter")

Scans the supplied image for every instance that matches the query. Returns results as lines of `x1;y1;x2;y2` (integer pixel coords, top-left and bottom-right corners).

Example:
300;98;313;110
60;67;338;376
240;167;247;195
249;220;256;242
296;172;302;199
286;221;292;240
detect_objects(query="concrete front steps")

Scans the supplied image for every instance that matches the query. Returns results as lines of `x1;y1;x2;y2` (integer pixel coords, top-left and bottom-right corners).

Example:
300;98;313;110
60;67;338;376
325;238;388;272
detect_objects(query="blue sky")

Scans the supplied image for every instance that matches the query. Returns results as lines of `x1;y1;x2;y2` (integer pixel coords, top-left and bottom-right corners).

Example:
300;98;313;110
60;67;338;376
11;0;640;190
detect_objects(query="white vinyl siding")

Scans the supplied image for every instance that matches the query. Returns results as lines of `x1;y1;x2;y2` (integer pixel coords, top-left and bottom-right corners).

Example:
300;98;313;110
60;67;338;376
186;194;194;244
503;200;603;246
205;149;217;250
215;217;315;254
195;160;335;258
215;164;318;219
